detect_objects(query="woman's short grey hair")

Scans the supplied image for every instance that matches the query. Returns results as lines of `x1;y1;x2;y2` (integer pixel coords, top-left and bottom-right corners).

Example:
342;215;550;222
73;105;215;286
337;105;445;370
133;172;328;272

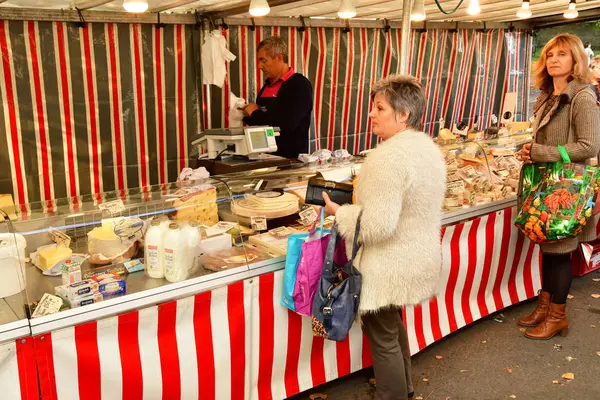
257;36;289;63
370;75;425;130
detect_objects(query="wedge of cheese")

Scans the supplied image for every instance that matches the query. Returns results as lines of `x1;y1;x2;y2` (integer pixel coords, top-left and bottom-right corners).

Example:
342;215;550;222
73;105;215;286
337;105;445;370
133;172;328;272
173;186;219;226
38;245;73;271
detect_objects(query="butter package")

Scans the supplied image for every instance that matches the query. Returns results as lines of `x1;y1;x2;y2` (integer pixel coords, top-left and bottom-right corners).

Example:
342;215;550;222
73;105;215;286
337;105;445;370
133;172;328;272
91;274;127;298
55;280;100;301
68;292;103;308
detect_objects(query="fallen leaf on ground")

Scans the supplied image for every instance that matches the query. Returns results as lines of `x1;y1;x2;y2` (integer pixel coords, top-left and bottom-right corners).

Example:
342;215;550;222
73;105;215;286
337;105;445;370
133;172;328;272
596;351;600;357
415;396;424;400
481;340;487;344
592;325;597;328
592;278;600;282
309;394;328;400
567;294;575;300
510;395;517;399
519;327;526;332
368;378;376;387
554;344;563;351
423;378;429;382
435;355;443;360
566;356;576;362
460;369;468;373
552;380;559;384
562;372;575;380
592;294;600;299
505;368;513;374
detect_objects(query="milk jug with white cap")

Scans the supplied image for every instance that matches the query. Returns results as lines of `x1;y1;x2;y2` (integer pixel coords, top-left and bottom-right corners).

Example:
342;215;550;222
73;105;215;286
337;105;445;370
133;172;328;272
0;233;27;298
145;219;164;279
164;223;187;283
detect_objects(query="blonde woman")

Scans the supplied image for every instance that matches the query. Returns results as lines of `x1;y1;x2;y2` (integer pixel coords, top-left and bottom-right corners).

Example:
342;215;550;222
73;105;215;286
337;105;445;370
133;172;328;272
518;33;600;340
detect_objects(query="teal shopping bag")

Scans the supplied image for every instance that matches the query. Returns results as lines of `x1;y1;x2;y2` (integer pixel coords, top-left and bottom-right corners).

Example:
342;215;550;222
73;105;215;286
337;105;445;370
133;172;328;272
281;210;328;311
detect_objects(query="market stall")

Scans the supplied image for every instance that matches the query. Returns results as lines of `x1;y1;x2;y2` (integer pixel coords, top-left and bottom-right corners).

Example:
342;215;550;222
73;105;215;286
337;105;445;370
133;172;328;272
1;0;599;399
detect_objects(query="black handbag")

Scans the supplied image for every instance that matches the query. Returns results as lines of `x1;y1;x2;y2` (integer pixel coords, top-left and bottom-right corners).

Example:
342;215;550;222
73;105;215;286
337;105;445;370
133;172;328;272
311;214;362;342
305;177;354;207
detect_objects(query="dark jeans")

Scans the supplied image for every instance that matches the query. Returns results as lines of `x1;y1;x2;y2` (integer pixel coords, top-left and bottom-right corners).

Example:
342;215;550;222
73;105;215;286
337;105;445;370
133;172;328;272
362;307;413;400
541;252;573;304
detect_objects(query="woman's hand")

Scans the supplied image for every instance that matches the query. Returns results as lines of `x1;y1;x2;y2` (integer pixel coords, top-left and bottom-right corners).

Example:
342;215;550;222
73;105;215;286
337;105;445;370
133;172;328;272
517;143;533;164
322;192;340;216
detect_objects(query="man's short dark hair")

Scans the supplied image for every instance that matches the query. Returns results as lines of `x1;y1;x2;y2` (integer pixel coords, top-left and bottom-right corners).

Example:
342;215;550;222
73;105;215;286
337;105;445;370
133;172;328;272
257;36;289;63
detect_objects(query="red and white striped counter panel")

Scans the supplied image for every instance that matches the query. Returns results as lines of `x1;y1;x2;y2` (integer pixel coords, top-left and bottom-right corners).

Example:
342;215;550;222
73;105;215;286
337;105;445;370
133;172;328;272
9;207;540;399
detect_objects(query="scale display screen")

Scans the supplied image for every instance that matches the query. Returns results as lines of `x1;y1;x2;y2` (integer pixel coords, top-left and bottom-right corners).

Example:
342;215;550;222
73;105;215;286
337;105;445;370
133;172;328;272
248;129;269;151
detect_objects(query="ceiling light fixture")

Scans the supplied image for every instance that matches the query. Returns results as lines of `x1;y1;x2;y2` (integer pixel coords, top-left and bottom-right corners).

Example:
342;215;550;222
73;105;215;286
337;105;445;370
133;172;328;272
338;0;357;19
123;0;148;13
467;0;481;15
563;0;578;19
249;0;271;17
516;0;532;18
411;0;426;21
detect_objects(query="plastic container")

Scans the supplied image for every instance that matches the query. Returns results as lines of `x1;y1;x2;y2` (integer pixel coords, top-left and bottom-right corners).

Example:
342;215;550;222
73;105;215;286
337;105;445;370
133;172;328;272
184;222;201;273
0;233;27;298
164;223;187;283
145;219;165;279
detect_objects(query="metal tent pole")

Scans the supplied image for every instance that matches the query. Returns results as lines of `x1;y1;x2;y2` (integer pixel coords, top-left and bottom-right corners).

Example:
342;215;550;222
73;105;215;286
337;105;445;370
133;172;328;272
399;0;412;75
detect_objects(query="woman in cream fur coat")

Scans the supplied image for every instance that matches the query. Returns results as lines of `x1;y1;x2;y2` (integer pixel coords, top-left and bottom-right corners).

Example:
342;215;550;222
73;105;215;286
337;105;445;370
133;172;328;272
324;75;446;400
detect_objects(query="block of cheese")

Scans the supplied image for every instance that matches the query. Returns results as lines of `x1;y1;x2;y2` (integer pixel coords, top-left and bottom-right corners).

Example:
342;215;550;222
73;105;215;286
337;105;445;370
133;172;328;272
0;194;17;220
173;185;219;226
38;245;73;271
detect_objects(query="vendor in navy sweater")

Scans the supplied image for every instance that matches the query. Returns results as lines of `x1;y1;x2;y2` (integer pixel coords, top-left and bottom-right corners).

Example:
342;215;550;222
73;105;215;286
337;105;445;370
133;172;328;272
243;36;313;159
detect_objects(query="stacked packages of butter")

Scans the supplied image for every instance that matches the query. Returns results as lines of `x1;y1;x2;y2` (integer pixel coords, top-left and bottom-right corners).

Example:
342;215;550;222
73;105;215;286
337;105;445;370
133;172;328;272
55;273;126;308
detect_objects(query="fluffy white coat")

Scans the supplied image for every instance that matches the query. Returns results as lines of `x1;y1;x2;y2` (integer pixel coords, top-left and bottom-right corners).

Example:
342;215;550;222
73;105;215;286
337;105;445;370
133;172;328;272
336;129;447;313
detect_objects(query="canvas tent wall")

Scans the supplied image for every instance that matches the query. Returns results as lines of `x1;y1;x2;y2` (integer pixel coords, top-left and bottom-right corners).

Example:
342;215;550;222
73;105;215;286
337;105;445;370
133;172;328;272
0;0;597;206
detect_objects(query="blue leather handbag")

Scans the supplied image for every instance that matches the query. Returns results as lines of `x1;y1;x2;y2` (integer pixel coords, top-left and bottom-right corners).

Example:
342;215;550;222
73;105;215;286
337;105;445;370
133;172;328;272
311;214;362;342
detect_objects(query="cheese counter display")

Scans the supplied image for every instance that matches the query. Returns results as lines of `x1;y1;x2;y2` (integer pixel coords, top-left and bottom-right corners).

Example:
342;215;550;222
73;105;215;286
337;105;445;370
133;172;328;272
438;132;532;212
1;134;531;326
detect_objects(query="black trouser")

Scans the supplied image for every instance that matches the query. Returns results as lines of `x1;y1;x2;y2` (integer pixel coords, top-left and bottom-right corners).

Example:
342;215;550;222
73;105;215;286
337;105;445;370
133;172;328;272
362;307;414;400
541;252;573;304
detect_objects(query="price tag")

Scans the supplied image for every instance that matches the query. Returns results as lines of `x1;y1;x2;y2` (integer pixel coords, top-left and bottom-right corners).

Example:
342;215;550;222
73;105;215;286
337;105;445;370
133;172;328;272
99;199;125;215
299;207;318;226
251;216;267;232
447;181;466;195
31;293;63;319
269;226;294;239
447;172;462;182
49;227;71;248
461;165;477;178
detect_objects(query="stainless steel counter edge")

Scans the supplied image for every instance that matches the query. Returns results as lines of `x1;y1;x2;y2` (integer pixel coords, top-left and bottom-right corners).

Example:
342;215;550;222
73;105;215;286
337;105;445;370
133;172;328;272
0;319;31;343
29;260;285;335
27;200;516;335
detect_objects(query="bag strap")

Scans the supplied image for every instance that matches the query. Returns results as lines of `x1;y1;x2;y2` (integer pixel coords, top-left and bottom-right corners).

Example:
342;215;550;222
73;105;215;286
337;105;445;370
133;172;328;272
350;211;362;261
309;208;325;237
323;211;363;278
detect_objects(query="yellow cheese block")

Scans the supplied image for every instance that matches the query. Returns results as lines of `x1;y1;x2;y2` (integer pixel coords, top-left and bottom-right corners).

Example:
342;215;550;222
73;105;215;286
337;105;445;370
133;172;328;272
39;245;73;270
88;224;119;240
173;187;219;226
0;194;17;220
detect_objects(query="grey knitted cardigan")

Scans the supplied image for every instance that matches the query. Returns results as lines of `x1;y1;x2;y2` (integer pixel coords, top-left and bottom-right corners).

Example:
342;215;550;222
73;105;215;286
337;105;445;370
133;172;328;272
530;79;600;254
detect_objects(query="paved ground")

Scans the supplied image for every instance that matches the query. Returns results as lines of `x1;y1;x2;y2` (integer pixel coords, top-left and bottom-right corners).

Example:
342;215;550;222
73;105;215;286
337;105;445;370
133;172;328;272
288;269;600;400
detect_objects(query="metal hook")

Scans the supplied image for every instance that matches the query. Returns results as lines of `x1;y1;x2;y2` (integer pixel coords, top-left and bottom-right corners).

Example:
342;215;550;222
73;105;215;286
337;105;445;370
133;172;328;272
417;20;426;34
508;23;515;33
74;7;86;29
194;10;202;31
250;17;256;32
156;12;165;29
343;19;351;34
298;16;306;33
216;17;228;30
383;19;390;33
449;22;458;34
477;22;488;33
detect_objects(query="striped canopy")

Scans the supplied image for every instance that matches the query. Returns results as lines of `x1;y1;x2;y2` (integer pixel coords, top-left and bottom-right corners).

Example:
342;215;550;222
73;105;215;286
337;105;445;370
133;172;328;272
1;0;600;23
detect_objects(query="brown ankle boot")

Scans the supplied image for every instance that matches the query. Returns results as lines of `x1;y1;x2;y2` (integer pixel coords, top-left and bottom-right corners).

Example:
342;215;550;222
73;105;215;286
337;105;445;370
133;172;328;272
524;303;569;340
518;290;551;327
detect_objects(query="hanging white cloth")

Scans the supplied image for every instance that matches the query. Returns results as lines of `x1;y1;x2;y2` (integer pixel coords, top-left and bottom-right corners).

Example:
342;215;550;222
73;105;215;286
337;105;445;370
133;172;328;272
201;30;236;88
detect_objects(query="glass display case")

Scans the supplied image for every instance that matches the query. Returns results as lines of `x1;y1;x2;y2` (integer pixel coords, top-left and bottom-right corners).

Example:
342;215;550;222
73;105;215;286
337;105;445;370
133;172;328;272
0;216;30;337
3;133;531;324
438;132;532;213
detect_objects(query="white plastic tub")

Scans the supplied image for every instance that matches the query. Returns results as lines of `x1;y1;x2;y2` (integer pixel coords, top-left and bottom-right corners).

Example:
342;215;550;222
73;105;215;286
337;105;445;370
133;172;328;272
0;233;27;298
